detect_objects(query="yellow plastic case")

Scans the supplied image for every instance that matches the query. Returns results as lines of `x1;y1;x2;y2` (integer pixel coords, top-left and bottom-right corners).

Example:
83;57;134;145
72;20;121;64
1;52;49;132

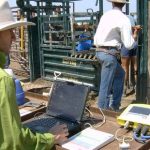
117;104;150;128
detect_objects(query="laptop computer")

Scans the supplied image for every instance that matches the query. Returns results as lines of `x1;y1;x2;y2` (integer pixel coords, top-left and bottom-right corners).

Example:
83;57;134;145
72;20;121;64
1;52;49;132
23;81;89;136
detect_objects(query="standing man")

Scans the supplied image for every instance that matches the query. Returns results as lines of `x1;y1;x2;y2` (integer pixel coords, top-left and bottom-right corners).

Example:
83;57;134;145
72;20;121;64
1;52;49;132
94;0;140;111
0;0;68;149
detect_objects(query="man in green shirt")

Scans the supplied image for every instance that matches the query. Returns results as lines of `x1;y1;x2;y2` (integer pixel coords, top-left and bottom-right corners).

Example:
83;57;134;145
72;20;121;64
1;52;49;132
0;0;68;149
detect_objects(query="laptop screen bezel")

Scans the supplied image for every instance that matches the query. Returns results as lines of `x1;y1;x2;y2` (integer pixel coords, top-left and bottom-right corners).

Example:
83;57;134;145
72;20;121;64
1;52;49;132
46;81;89;123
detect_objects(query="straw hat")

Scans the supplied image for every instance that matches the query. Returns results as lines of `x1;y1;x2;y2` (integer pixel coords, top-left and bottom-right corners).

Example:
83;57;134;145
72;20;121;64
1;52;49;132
107;0;129;4
0;0;35;31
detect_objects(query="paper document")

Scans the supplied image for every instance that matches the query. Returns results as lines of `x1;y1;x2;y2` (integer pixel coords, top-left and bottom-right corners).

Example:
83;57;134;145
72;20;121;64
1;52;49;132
19;109;32;117
62;127;114;150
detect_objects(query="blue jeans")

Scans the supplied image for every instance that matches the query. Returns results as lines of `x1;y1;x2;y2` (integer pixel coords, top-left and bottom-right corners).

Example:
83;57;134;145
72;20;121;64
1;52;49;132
96;50;125;110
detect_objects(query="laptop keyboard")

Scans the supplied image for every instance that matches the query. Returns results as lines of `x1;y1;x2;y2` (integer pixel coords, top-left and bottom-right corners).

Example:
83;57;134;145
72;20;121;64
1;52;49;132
23;116;77;133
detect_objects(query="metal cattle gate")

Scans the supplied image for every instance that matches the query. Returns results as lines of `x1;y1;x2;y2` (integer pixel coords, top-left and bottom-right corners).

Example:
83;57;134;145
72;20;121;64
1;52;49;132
17;0;149;101
17;0;103;90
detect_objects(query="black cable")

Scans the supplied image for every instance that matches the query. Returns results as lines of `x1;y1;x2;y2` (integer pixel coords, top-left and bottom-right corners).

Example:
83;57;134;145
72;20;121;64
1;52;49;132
133;124;146;143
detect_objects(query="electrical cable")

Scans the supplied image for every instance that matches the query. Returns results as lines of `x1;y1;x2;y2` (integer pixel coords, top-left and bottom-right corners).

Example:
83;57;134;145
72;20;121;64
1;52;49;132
93;108;106;128
123;121;130;129
83;107;106;129
33;112;45;119
115;128;133;143
115;128;133;150
141;135;150;139
133;132;146;143
133;124;147;143
141;125;150;140
85;107;94;117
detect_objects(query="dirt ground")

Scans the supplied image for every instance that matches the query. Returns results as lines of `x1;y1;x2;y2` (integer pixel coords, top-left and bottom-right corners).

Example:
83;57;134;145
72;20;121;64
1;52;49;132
21;77;135;111
9;50;136;112
10;59;135;111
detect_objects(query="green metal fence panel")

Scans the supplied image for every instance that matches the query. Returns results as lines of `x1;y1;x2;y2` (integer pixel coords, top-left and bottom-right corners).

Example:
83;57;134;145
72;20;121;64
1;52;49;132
41;47;100;88
136;0;148;102
28;17;41;81
21;0;103;90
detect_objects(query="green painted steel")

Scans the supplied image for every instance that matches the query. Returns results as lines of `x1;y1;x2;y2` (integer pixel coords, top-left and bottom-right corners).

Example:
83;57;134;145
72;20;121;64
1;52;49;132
42;47;100;88
22;0;102;90
136;0;148;102
16;0;150;103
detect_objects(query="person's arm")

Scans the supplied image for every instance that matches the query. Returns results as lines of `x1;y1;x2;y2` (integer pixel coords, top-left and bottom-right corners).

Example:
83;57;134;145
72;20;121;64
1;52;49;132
121;19;135;50
132;25;142;41
21;127;55;150
0;74;68;150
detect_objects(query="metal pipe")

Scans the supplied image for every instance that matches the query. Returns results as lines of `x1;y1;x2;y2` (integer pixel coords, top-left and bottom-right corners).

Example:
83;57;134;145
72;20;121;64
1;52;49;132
20;15;24;53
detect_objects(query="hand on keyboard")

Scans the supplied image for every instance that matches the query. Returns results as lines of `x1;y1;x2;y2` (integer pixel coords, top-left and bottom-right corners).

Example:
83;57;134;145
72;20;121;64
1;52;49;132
49;122;69;145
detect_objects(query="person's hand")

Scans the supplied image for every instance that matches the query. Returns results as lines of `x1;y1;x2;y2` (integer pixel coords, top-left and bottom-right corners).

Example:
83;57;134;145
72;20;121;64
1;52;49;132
49;122;69;145
133;25;142;30
132;25;142;33
132;25;142;40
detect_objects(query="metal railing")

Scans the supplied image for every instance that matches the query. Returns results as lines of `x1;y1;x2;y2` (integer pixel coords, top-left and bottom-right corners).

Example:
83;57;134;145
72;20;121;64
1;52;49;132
10;8;30;77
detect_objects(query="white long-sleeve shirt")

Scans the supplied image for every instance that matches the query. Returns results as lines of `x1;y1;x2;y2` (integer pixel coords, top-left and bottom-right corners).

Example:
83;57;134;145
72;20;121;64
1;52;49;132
94;8;136;50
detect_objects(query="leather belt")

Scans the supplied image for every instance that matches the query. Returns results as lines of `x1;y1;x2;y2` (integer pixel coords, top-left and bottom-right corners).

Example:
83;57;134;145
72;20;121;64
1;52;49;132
97;46;117;50
96;46;121;64
96;46;121;59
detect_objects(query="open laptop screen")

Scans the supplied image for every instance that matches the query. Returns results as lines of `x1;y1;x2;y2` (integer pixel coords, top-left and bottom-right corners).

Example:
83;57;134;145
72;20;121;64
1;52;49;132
46;81;89;123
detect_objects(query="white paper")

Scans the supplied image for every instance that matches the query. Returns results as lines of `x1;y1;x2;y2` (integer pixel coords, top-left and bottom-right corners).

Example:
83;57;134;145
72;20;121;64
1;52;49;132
62;127;114;150
19;109;32;117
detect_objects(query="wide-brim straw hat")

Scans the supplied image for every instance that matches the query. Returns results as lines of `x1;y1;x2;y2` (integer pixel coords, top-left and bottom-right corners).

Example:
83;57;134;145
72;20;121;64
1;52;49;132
107;0;130;4
0;0;35;31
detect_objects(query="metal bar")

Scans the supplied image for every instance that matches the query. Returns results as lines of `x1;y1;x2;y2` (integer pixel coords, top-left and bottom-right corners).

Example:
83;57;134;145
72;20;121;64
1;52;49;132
44;62;95;71
136;0;148;103
44;69;95;80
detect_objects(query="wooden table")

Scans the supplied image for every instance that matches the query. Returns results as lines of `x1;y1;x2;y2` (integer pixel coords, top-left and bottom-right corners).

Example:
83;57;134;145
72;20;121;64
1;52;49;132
20;92;47;121
21;92;150;150
88;107;145;150
57;107;150;150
